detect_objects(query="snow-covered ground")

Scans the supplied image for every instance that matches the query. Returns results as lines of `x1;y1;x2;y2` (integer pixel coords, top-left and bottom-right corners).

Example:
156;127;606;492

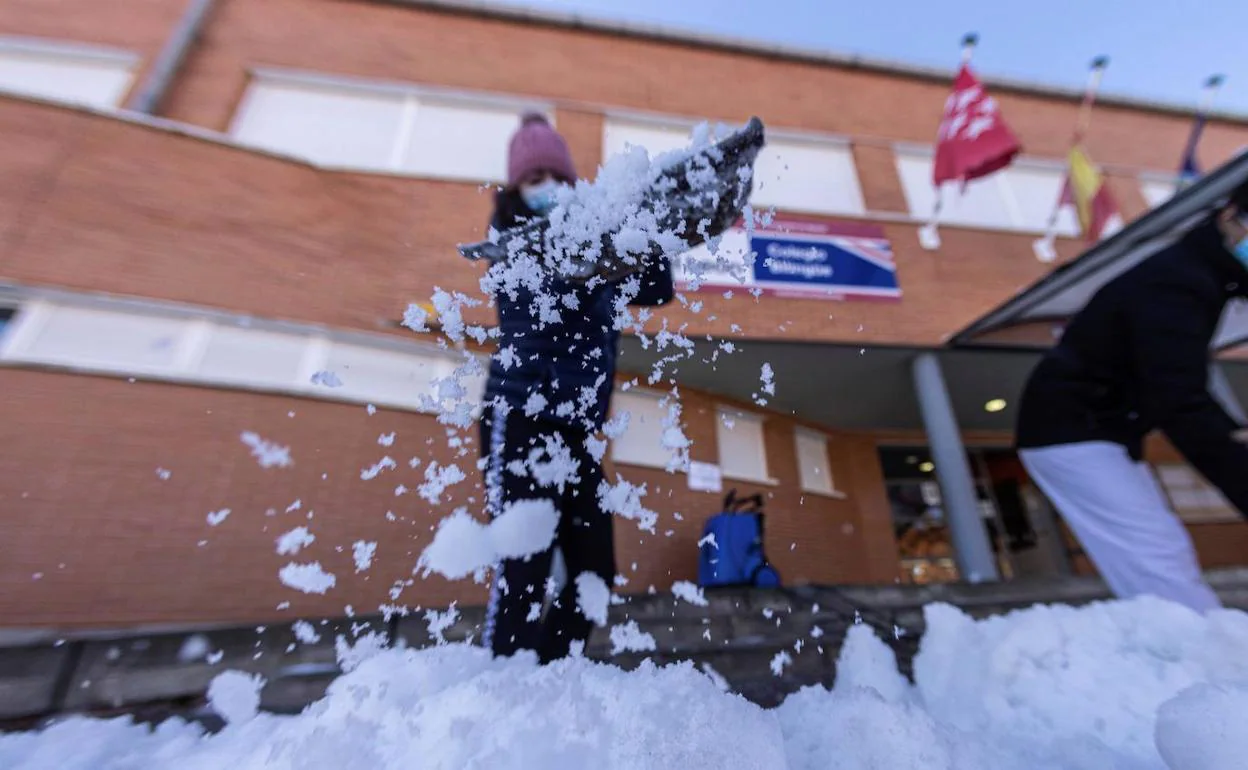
3;595;1246;769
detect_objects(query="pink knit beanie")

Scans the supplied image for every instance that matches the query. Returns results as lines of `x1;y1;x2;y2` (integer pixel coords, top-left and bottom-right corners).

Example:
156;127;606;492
507;112;577;188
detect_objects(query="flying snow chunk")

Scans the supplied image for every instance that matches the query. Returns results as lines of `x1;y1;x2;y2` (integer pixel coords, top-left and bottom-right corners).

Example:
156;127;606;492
291;620;322;644
279;562;336;595
417;510;493;581
207;670;265;725
378;432;396;447
425;604;461;645
353;540;377;573
672;580;709;607
575;572;610;627
240;431;293;469
418;501;558;581
401;303;431;333
770;650;792;676
177;634;212;663
610;620;657;654
275;526;315;556
205;508;231;527
490;499;559;561
597;476;659;533
418;461;467;504
361;456;397;481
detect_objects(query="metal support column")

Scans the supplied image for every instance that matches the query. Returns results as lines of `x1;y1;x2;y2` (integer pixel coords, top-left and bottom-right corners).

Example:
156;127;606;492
912;352;1000;583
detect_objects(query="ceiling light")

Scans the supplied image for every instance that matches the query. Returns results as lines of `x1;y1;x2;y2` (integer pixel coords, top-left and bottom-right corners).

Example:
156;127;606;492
984;398;1008;413
919;461;935;473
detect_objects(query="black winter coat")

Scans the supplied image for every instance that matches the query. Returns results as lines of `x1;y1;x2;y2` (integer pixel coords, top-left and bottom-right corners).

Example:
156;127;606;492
481;189;674;432
1016;217;1248;516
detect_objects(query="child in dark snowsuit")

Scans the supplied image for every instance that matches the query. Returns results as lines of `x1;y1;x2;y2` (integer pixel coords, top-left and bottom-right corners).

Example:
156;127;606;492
479;113;673;663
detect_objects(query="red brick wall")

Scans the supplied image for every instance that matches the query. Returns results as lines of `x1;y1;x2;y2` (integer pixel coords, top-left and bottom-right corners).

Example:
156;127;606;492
4;0;1248;349
2;0;1247;627
0;368;898;628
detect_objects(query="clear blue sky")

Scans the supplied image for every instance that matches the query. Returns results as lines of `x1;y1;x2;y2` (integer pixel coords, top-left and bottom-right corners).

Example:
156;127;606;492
495;0;1248;115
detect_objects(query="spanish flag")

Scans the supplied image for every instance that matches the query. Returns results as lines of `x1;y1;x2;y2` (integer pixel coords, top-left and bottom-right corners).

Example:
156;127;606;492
1060;144;1120;243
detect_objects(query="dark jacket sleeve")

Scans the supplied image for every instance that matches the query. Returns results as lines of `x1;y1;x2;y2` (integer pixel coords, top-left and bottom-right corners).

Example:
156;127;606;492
1127;280;1248;516
627;256;675;307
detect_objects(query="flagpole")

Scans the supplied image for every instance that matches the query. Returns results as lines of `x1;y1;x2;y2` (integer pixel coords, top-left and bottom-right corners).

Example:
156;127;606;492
1033;56;1110;262
1178;74;1225;188
919;33;978;251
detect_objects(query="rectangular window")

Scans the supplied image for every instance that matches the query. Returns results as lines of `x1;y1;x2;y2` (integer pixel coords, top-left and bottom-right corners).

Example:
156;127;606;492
894;148;1079;236
11;304;188;374
609;389;673;470
794;428;838;496
716;407;770;483
231;80;407;169
319;342;447;410
0;300;482;415
750;136;865;216
0;38;136;109
230;73;543;182
603;117;865;216
602;119;694;161
196;325;310;390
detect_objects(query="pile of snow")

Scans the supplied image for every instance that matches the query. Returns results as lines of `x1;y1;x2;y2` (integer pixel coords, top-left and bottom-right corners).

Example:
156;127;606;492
4;597;1248;769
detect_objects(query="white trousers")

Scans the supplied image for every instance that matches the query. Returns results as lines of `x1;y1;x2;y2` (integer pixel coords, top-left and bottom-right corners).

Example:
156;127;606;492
1019;441;1221;614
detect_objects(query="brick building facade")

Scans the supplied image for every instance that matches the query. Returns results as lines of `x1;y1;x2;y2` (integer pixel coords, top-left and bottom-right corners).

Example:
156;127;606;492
1;0;1247;629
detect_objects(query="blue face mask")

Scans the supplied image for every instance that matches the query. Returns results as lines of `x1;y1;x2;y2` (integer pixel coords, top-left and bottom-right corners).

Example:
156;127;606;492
1234;215;1248;268
521;179;561;214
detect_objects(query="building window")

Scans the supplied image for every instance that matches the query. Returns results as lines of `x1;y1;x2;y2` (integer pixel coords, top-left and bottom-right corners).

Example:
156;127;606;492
229;72;546;183
716;407;771;484
1152;463;1241;523
0;37;136;109
0;300;480;414
602;116;866;217
1140;177;1179;209
794;428;842;497
894;148;1081;236
609;389;675;470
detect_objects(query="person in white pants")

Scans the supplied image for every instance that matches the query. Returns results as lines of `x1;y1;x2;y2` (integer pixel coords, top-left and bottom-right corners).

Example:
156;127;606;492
1015;185;1248;614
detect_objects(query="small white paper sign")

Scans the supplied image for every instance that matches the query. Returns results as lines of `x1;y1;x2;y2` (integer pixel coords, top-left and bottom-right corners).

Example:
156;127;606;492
688;461;723;493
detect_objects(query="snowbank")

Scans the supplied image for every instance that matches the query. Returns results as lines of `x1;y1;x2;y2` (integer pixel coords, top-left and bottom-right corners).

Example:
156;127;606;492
4;596;1248;770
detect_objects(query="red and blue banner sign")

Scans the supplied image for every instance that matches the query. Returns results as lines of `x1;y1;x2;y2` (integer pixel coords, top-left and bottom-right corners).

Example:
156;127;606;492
675;217;901;301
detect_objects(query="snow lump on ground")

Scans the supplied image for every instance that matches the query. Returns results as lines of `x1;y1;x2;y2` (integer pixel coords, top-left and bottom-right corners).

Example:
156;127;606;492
4;597;1248;769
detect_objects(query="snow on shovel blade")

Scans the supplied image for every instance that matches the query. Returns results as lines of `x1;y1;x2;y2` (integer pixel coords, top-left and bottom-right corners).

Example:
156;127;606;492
456;116;766;284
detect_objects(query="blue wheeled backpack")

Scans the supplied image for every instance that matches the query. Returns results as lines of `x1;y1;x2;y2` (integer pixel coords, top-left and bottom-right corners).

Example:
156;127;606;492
698;490;782;588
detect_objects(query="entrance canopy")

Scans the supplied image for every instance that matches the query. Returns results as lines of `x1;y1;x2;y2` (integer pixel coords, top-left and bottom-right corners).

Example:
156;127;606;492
952;149;1248;351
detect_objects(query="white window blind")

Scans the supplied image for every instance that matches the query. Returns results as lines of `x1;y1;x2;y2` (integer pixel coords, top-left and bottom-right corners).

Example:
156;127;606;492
231;80;407;169
895;149;1080;236
0;38;135;109
0;300;481;414
716;407;769;483
794;428;836;496
196;326;309;390
609;390;672;469
603;117;865;216
230;74;542;182
751;137;865;216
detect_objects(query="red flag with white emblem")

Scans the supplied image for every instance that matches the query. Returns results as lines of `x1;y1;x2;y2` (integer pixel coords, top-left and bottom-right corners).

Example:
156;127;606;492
932;64;1021;187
